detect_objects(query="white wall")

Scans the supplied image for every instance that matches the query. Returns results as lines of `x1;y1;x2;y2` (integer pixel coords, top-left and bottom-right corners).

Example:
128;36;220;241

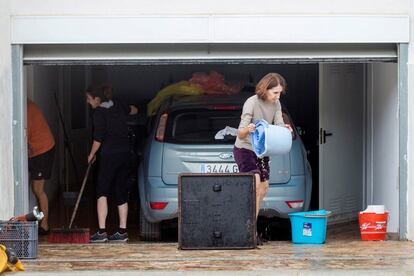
368;63;399;233
0;0;414;238
406;0;414;240
8;0;410;15
0;1;14;219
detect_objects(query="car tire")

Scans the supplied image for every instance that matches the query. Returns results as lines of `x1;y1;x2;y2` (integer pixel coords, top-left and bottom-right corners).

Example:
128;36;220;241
139;207;161;241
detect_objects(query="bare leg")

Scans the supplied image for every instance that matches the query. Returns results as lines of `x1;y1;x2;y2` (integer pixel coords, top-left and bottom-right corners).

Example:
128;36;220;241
32;179;49;230
255;174;261;218
97;196;108;229
117;203;128;229
258;180;269;215
256;176;269;218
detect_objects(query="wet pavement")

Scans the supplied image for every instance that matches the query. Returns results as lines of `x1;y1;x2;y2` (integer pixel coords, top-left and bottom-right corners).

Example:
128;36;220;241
18;222;414;274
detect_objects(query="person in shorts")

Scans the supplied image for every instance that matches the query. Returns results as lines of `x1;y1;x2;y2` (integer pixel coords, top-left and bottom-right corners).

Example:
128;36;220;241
27;99;55;235
233;73;292;244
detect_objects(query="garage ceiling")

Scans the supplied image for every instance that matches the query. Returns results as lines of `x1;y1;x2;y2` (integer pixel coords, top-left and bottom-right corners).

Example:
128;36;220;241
23;43;397;65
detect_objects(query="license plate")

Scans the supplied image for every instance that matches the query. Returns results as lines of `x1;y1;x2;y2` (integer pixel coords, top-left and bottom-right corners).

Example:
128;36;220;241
200;163;239;173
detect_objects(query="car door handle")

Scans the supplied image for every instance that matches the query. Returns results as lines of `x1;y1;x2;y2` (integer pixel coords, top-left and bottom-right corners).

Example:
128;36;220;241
322;130;333;144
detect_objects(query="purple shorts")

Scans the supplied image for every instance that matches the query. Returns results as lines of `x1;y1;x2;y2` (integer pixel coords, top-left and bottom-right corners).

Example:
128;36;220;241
233;146;270;182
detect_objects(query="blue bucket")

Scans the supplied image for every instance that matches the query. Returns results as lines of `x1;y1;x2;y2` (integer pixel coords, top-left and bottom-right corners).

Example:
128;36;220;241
288;210;332;244
251;119;292;158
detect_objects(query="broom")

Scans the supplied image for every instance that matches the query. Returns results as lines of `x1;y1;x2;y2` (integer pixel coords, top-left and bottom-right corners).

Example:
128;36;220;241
48;161;92;243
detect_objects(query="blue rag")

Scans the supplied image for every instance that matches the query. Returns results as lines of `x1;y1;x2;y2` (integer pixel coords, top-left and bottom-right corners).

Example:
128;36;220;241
251;120;268;158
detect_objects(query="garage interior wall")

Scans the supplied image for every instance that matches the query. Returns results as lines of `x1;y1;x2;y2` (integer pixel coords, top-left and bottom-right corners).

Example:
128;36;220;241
367;63;399;233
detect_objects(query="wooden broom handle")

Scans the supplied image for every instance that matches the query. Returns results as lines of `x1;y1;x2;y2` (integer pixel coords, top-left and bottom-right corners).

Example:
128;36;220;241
69;162;92;229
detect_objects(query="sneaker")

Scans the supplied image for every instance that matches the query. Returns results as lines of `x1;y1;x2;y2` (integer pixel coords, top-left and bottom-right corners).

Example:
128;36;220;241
108;231;128;243
90;231;108;243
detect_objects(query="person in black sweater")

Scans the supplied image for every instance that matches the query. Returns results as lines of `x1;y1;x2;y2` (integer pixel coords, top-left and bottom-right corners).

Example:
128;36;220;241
86;84;138;243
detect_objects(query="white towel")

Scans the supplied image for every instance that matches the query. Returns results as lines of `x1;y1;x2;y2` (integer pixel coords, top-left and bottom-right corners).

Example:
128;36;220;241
215;126;238;140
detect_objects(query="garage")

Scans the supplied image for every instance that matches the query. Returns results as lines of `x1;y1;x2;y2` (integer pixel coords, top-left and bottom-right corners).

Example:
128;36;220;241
5;12;409;244
10;39;404;241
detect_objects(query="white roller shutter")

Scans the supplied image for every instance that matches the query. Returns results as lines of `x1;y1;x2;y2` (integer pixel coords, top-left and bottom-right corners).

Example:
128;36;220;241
23;43;397;65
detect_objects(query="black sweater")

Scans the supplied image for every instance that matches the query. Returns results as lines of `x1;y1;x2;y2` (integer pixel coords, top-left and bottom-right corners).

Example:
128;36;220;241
93;101;130;155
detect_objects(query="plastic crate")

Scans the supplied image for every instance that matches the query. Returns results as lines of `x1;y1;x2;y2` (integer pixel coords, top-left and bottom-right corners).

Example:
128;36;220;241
0;221;38;259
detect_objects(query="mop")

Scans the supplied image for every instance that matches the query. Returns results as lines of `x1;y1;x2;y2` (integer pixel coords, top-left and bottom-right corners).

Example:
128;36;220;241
48;162;92;243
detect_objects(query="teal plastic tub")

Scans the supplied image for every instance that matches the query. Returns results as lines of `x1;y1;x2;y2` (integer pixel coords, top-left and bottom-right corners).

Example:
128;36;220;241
288;210;332;244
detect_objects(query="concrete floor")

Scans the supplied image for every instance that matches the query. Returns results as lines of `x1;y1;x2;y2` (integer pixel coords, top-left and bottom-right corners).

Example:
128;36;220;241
16;222;414;275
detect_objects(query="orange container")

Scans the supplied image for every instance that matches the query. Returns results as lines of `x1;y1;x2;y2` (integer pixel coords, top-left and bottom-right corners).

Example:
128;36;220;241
358;212;388;241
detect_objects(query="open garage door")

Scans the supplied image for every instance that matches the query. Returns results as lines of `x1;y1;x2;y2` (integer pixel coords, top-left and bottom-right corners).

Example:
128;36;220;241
17;42;402;235
23;43;397;65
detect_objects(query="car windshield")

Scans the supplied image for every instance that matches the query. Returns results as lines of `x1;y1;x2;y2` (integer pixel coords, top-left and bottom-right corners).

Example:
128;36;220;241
165;109;241;144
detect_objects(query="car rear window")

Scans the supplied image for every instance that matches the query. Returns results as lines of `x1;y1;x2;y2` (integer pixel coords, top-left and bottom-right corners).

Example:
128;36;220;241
165;109;241;144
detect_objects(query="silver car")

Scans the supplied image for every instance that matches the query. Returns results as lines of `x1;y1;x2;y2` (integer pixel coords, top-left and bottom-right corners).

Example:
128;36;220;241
138;93;312;240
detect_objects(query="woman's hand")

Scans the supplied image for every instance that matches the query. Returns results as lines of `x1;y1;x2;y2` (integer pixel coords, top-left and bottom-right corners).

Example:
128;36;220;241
285;124;293;133
88;140;101;164
237;123;256;139
247;123;256;133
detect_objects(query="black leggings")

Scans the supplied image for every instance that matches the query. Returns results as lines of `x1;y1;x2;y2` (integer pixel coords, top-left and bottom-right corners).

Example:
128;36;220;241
96;152;130;205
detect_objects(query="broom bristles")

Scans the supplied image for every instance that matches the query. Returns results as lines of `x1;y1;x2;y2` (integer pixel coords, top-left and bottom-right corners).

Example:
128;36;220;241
48;228;90;244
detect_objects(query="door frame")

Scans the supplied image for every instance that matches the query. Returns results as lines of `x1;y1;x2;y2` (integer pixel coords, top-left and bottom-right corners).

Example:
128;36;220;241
398;43;408;240
12;44;29;215
11;43;409;239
